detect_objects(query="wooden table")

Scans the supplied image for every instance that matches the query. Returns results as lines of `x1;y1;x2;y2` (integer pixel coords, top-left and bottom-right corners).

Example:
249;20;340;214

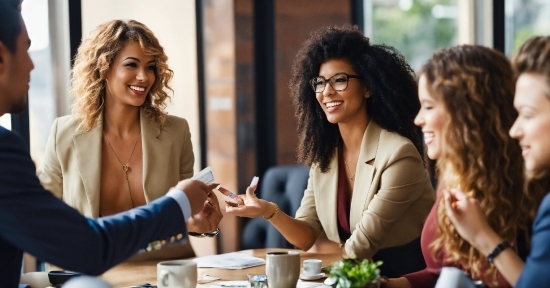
100;248;341;287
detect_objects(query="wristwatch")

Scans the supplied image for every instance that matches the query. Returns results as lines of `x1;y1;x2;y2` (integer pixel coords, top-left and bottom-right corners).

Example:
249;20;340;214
188;227;220;238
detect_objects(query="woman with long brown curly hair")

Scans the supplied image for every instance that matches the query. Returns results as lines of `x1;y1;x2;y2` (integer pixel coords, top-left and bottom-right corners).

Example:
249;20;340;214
38;19;221;263
226;25;435;277
439;36;550;288
384;45;530;288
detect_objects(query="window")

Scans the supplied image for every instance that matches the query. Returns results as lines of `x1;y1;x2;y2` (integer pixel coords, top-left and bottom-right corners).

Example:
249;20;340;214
505;0;550;55
363;0;459;71
21;0;58;169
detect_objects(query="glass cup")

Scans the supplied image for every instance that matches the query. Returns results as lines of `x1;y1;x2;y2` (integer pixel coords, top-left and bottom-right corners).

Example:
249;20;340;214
248;274;268;288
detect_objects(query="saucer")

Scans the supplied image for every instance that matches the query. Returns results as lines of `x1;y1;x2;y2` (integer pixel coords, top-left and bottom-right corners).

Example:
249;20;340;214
299;272;326;281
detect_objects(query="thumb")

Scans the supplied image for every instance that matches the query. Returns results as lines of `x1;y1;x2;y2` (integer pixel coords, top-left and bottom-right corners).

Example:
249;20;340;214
246;184;257;198
206;182;219;192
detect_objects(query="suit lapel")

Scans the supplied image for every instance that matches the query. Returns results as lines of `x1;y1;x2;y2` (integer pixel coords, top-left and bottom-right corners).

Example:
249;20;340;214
141;110;164;203
349;121;381;230
319;153;340;243
73;122;103;218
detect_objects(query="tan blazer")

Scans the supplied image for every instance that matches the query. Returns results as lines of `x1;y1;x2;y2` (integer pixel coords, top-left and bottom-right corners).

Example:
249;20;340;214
38;109;194;260
295;121;435;259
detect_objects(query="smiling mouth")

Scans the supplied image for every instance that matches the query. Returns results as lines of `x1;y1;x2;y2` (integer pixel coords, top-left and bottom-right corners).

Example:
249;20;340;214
325;101;343;108
129;85;145;92
423;132;434;142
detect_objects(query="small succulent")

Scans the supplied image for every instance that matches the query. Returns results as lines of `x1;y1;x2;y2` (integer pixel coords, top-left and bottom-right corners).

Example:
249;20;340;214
326;257;383;288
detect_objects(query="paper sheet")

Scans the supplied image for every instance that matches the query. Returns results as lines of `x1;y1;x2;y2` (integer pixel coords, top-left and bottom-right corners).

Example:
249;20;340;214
193;252;266;269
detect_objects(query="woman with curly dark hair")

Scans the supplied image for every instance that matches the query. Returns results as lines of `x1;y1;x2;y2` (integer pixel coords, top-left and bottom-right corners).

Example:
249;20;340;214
226;25;435;277
432;37;550;288
38;20;221;263
385;45;532;288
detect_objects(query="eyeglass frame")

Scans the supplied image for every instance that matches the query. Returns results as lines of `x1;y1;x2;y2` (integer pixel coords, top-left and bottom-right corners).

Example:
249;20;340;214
309;72;361;93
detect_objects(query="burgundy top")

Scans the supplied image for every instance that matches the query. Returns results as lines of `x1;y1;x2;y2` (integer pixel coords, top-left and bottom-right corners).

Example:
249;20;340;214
337;157;352;241
403;194;512;288
335;155;426;278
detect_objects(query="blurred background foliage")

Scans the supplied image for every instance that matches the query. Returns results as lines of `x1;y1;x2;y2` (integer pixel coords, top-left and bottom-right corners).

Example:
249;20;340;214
369;0;458;71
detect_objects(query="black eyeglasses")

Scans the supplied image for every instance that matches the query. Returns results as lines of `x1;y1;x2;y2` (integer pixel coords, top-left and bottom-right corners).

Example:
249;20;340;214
310;73;361;93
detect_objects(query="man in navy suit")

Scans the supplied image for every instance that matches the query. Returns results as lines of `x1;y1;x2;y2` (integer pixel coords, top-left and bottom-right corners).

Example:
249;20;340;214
0;0;222;286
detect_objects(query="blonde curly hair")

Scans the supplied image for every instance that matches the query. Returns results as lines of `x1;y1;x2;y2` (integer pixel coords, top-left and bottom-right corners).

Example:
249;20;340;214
420;45;529;284
511;35;550;221
70;19;173;132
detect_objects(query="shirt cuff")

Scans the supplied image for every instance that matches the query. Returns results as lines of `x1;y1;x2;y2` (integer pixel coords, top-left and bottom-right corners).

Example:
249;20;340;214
166;188;191;222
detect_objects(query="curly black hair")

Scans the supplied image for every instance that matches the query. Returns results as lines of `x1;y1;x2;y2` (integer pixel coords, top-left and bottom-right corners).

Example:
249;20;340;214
290;24;423;172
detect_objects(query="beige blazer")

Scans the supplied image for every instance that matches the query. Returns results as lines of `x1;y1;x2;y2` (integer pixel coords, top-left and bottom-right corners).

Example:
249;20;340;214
39;113;194;218
38;110;194;260
295;121;435;259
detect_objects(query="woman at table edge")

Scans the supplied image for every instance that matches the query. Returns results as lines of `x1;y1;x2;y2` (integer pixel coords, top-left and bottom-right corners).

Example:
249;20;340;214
383;44;535;288
440;36;550;288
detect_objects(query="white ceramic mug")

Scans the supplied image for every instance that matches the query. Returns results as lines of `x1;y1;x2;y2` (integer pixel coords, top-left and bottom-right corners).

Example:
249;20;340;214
19;272;50;288
303;259;322;276
157;260;197;288
265;251;300;288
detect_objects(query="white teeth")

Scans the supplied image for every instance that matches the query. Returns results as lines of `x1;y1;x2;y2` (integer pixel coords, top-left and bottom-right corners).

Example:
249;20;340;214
423;133;434;140
129;85;145;92
326;101;343;108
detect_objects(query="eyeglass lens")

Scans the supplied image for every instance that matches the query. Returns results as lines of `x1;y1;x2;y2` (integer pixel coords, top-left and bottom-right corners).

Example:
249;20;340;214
311;73;351;93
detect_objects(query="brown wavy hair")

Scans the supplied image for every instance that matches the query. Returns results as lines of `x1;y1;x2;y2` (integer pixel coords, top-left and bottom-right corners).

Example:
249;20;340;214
290;25;422;172
70;19;173;132
511;36;550;220
421;45;527;284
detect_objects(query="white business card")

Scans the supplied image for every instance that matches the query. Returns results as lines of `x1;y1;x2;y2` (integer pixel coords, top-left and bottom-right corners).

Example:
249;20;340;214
192;166;215;184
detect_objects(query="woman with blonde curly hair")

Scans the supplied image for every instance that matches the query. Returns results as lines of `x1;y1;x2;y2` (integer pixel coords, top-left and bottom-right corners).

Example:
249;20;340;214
384;45;531;288
38;19;221;262
439;36;550;288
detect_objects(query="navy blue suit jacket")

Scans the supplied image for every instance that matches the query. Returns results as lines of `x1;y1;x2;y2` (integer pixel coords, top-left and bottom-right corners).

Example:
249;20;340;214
0;127;187;287
516;192;550;287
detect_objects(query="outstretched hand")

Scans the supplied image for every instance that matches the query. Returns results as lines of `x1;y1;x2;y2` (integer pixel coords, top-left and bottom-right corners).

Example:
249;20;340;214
187;190;223;234
175;179;218;215
220;181;270;218
443;189;494;250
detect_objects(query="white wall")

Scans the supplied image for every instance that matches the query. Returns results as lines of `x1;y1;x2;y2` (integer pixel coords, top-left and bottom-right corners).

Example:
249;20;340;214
81;0;201;175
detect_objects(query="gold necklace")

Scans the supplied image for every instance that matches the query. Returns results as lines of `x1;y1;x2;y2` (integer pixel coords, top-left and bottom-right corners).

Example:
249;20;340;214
104;131;141;207
344;160;356;181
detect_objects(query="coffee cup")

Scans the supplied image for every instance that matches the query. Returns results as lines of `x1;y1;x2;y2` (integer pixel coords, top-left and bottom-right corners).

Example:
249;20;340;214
265;251;300;288
157;260;197;288
303;259;322;276
19;272;50;288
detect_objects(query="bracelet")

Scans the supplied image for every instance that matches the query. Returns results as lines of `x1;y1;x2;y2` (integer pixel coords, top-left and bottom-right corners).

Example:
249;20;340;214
264;203;279;221
487;241;511;264
188;227;220;238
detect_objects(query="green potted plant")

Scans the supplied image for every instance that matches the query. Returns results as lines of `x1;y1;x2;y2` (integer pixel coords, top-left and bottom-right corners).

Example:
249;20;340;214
325;258;383;288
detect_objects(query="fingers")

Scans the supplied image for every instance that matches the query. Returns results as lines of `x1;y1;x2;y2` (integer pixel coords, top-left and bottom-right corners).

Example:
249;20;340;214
225;202;252;216
206;182;219;191
443;190;456;217
250;176;259;188
448;188;467;201
235;195;245;205
218;186;237;199
245;185;257;198
225;200;239;208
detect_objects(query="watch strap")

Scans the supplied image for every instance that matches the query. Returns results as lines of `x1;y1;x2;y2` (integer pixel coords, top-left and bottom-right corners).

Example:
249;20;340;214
188;227;220;238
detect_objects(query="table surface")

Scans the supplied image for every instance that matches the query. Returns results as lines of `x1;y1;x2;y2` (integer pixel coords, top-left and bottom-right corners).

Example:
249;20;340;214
100;248;341;287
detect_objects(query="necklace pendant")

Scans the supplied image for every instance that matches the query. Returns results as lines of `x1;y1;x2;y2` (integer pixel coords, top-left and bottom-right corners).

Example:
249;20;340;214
122;164;129;172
